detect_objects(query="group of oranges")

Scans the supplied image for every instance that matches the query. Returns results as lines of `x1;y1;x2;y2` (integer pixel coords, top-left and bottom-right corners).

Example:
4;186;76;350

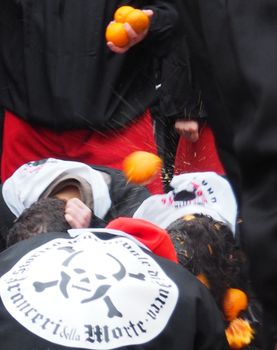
196;275;254;349
223;288;254;349
106;5;150;47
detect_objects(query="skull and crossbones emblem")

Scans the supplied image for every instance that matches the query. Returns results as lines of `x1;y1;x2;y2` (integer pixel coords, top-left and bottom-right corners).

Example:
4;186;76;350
33;246;145;318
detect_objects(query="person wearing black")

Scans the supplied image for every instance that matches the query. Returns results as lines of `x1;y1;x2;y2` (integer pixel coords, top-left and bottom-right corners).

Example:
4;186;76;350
0;215;228;349
0;0;178;195
176;1;277;349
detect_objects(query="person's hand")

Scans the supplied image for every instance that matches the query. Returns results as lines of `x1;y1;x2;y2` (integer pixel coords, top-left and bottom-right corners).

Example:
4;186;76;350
107;10;153;54
65;198;92;229
174;119;200;142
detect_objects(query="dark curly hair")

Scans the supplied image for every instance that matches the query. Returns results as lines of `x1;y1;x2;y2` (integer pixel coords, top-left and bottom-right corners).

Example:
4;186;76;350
7;198;71;247
167;214;245;308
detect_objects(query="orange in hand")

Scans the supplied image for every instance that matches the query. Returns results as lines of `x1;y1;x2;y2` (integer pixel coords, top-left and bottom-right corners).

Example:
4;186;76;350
223;288;248;322
114;6;135;23
123;151;162;185
125;9;150;33
225;318;254;349
105;22;129;47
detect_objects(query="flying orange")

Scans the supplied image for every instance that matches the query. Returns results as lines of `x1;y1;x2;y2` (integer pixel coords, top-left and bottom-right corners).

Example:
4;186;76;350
123;151;162;185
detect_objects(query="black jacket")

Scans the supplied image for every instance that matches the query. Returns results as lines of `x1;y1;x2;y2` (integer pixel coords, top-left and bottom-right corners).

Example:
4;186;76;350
91;165;150;223
0;164;150;250
0;231;228;350
157;32;206;122
0;0;177;131
178;0;277;347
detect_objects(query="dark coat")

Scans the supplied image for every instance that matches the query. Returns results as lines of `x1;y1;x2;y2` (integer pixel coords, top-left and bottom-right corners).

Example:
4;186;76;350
178;0;277;347
0;0;177;131
0;231;228;350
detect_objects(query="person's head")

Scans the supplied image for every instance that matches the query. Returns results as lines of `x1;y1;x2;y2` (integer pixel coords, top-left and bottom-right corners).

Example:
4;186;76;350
6;198;71;247
167;214;244;307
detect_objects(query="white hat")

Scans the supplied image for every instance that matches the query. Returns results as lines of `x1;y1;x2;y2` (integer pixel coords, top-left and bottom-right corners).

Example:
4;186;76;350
2;158;111;219
133;172;238;235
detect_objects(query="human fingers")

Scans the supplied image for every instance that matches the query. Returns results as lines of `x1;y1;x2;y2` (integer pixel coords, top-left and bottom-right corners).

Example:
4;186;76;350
142;9;154;19
65;198;92;228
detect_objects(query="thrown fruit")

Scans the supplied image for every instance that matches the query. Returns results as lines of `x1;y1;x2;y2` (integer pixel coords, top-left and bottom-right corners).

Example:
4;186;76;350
123;151;162;185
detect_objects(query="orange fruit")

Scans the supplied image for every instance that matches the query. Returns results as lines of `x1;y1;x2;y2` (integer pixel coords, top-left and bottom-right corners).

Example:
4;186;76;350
105;22;129;47
114;6;135;23
123;151;162;185
223;288;248;322
125;9;150;33
196;274;210;289
225;318;254;349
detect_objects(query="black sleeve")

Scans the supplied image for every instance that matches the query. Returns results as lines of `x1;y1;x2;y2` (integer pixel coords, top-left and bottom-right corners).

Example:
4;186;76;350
156;32;207;122
180;0;277;344
194;285;229;350
207;2;277;342
90;165;151;222
146;1;178;39
106;178;151;221
89;214;107;228
137;0;179;56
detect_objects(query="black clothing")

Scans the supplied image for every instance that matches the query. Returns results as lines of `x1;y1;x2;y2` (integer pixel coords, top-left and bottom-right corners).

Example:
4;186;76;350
172;0;242;201
0;0;177;131
0;164;150;248
0;231;228;350
153;32;207;192
157;33;206;122
91;165;150;222
178;0;277;347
